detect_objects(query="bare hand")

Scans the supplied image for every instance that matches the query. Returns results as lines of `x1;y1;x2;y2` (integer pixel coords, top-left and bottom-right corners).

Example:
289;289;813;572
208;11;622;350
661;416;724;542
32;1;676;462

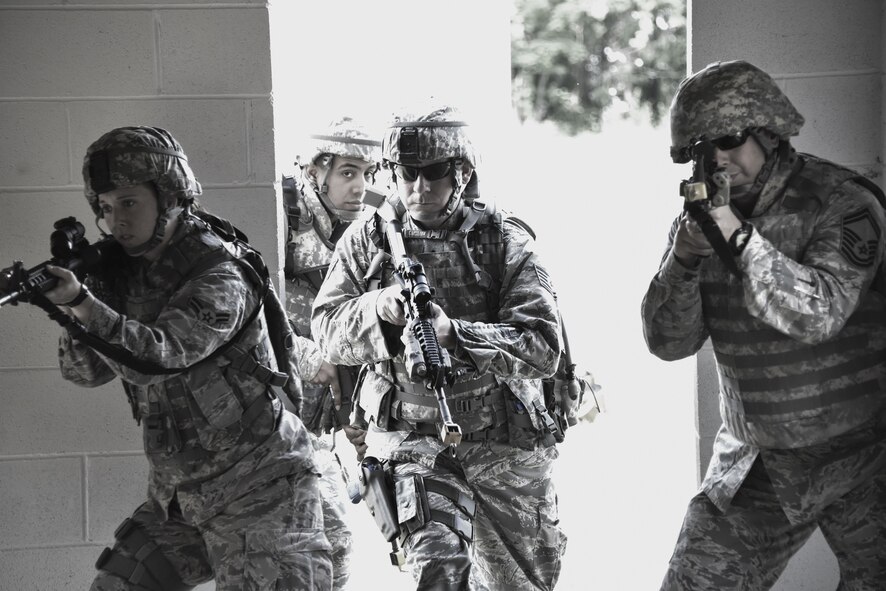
427;303;455;349
343;425;367;460
708;204;742;239
43;265;82;306
376;285;407;325
309;361;342;410
672;214;714;265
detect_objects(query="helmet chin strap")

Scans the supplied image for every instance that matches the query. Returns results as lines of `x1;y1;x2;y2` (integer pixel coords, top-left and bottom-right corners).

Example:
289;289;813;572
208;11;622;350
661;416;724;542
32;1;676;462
310;166;363;223
441;160;468;218
121;206;182;257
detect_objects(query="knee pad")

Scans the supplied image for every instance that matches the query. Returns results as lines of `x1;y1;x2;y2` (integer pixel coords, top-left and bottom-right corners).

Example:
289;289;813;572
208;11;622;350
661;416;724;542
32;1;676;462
95;518;190;591
397;474;476;545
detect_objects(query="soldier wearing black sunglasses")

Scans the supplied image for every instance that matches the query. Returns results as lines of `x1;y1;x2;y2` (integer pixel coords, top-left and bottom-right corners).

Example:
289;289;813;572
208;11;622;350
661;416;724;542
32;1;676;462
312;104;567;590
644;60;886;590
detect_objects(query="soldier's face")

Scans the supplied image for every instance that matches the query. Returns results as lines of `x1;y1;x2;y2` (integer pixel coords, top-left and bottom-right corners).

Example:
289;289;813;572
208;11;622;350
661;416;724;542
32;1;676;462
714;135;766;187
396;160;471;225
97;183;159;251
314;156;376;214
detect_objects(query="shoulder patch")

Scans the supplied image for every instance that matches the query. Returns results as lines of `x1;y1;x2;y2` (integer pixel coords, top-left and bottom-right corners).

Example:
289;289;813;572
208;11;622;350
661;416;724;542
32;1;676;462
188;297;231;326
840;208;881;267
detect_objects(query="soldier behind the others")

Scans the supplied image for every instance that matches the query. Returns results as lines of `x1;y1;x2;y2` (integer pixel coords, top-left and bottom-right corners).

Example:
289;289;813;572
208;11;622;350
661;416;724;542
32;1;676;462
281;116;382;590
642;60;886;590
312;104;567;590
45;126;332;590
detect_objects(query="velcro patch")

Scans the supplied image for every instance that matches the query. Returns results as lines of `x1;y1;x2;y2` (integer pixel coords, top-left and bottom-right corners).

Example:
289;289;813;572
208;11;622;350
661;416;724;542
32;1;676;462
535;266;555;295
188;297;232;326
840;208;881;267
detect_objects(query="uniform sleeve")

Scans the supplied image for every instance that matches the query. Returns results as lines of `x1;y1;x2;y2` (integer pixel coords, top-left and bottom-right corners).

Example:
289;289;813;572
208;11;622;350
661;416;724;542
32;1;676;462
737;183;886;343
291;334;323;381
641;215;709;361
448;222;561;379
71;260;258;386
58;330;117;386
311;221;392;365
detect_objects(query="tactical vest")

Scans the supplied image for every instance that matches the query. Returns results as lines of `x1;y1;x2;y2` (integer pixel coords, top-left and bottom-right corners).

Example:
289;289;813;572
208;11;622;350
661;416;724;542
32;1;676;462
366;198;543;448
113;217;282;477
703;155;886;448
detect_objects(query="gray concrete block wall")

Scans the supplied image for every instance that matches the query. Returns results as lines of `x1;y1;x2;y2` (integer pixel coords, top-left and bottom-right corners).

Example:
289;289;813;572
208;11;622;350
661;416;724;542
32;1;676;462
690;0;883;588
0;3;277;589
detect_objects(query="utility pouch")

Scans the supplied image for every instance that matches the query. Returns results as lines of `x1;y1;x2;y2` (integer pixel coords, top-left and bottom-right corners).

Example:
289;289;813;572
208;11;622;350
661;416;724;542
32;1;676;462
332;364;360;430
143;402;181;454
504;390;538;451
395;474;431;536
358;457;400;543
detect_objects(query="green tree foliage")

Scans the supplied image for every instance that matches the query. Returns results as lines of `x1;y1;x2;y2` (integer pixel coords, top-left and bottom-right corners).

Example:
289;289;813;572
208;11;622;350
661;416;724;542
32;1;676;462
512;0;686;134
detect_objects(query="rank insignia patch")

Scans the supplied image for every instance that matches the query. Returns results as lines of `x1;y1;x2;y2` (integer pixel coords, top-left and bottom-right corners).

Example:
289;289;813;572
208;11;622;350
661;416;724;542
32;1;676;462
188;297;231;326
535;266;555;295
840;209;881;267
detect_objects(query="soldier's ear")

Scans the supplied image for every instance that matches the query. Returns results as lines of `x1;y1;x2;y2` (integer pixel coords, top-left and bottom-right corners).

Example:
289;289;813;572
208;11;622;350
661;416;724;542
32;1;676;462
460;165;474;186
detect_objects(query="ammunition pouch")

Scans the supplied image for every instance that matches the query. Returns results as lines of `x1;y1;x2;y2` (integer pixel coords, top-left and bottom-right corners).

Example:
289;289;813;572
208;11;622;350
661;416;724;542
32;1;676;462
384;375;549;450
143;402;182;455
301;364;361;436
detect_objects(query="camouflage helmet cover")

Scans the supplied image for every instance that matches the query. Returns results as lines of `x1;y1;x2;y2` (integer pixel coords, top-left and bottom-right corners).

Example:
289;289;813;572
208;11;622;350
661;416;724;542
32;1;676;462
670;60;805;163
307;116;382;165
382;105;480;168
82;126;202;214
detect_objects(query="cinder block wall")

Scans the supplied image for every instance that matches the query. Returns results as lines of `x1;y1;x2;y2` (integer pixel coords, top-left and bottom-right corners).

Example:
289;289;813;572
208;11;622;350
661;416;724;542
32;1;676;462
690;0;884;588
0;2;278;590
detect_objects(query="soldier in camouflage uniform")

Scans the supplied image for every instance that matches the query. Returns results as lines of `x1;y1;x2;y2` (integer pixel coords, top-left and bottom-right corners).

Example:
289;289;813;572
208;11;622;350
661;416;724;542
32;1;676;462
311;104;567;590
44;126;332;590
642;60;886;589
282;117;382;590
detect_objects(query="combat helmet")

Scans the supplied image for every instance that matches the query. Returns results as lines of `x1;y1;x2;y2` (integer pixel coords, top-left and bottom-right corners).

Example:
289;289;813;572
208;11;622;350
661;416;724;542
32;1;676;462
300;117;382;222
83;126;201;255
382;104;479;168
669;60;804;163
305;116;382;166
382;104;480;217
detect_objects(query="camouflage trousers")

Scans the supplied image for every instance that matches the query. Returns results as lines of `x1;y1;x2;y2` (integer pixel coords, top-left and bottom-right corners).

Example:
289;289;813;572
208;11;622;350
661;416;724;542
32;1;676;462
393;447;565;591
661;457;886;591
311;435;354;590
91;471;333;591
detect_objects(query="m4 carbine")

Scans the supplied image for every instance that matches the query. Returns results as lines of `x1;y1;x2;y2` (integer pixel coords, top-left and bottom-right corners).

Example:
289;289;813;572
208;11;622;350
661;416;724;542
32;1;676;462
0;217;116;307
364;187;462;447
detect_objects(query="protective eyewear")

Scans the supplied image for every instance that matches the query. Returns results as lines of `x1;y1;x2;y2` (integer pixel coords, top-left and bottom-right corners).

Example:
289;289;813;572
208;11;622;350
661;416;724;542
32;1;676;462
711;130;750;152
392;160;452;182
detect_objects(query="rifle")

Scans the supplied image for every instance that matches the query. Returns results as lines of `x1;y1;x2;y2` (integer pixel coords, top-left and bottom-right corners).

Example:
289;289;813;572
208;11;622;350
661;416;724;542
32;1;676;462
367;188;462;447
679;139;738;276
0;217;116;307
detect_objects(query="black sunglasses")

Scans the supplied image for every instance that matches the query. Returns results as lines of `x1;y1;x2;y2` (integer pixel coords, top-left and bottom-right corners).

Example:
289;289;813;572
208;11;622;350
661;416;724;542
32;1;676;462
711;130;751;151
392;160;452;182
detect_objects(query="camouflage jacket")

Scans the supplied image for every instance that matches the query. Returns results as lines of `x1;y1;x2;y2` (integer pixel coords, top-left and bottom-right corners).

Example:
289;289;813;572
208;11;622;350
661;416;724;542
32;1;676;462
58;215;316;524
642;153;886;522
310;196;562;474
283;177;339;381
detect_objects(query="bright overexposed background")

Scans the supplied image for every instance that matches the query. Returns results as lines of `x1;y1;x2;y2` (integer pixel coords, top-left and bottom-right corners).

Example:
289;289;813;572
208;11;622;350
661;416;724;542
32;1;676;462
269;1;696;589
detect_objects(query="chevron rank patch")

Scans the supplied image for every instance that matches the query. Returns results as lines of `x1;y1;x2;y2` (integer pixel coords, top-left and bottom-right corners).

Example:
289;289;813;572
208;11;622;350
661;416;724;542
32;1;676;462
535;265;555;296
840;208;881;267
188;297;231;326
